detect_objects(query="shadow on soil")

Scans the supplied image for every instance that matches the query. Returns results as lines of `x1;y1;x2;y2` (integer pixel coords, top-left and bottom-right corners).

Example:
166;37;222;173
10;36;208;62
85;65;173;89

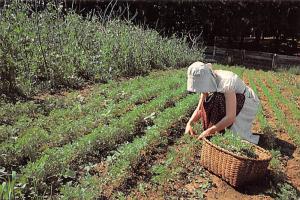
257;126;296;158
233;126;299;197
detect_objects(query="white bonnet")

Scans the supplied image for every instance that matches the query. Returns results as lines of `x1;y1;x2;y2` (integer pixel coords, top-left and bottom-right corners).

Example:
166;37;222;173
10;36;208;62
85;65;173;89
187;62;217;93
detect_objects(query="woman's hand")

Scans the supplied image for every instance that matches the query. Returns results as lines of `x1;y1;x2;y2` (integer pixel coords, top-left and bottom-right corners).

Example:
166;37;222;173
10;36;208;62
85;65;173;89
185;122;195;136
197;126;216;140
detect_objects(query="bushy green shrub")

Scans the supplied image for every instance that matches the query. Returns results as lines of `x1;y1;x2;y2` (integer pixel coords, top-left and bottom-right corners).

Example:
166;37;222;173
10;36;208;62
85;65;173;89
210;130;258;158
0;1;203;97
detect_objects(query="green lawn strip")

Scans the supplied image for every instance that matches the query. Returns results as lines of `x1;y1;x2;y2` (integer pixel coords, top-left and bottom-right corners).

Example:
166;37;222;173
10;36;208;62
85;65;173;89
264;72;300;120
20;81;188;193
0;71;183;168
60;93;198;200
254;72;300;146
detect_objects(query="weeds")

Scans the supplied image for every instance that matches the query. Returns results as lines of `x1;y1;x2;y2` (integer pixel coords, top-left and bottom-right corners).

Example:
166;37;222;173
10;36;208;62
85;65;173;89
276;66;300;76
0;170;25;200
0;1;203;97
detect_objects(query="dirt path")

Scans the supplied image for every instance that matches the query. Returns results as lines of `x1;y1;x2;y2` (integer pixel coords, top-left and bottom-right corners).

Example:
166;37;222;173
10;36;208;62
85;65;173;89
205;174;272;200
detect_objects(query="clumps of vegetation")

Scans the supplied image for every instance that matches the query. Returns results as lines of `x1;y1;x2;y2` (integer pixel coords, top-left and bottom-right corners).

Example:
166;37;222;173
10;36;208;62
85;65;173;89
191;122;203;135
276;66;300;75
275;183;299;200
210;130;258;159
0;1;203;97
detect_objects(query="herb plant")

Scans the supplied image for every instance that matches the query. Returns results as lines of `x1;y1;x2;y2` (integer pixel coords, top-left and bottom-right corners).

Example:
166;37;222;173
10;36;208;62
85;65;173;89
210;130;258;159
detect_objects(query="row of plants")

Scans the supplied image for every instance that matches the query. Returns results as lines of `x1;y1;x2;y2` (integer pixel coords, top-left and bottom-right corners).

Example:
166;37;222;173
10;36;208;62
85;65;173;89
60;93;199;199
274;71;300;91
0;70;184;169
272;72;300;104
250;71;299;199
264;72;300;121
18;79;188;197
0;89;93;143
150;133;204;184
0;69;180;143
255;72;300;146
0;1;202;97
121;133;211;199
248;70;284;165
246;70;268;129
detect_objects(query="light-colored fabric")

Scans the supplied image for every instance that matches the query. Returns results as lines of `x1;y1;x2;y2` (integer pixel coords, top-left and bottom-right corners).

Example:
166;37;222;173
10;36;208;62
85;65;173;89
230;86;260;144
186;63;260;144
215;70;260;144
214;70;246;94
212;70;260;144
187;62;217;93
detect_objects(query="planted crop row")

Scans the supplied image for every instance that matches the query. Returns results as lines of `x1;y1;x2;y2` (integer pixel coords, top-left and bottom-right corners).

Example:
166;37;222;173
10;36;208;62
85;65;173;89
129;133;213;199
249;70;300;199
0;69;182;144
0;91;89;144
0;71;184;169
247;70;268;129
150;134;202;186
1;70;182;147
60;93;198;199
273;74;300;101
264;72;300;120
0;91;85;126
254;73;300;146
19;81;188;195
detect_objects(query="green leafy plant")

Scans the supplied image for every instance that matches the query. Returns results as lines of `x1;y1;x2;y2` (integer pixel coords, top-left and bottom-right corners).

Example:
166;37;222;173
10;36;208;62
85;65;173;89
0;171;25;200
60;94;198;199
275;183;298;200
256;73;300;146
0;70;184;168
210;130;258;159
20;76;188;195
0;1;203;97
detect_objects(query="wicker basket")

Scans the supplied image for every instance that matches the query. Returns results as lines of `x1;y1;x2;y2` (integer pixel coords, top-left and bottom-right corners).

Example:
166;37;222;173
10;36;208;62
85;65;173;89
200;137;272;187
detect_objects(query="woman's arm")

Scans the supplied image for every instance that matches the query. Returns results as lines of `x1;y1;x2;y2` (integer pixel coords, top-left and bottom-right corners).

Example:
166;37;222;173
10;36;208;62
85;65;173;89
185;93;207;135
189;93;206;123
198;90;236;139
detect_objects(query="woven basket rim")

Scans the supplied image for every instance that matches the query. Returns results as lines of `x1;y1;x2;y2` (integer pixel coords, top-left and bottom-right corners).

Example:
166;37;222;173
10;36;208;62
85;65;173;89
203;137;272;162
